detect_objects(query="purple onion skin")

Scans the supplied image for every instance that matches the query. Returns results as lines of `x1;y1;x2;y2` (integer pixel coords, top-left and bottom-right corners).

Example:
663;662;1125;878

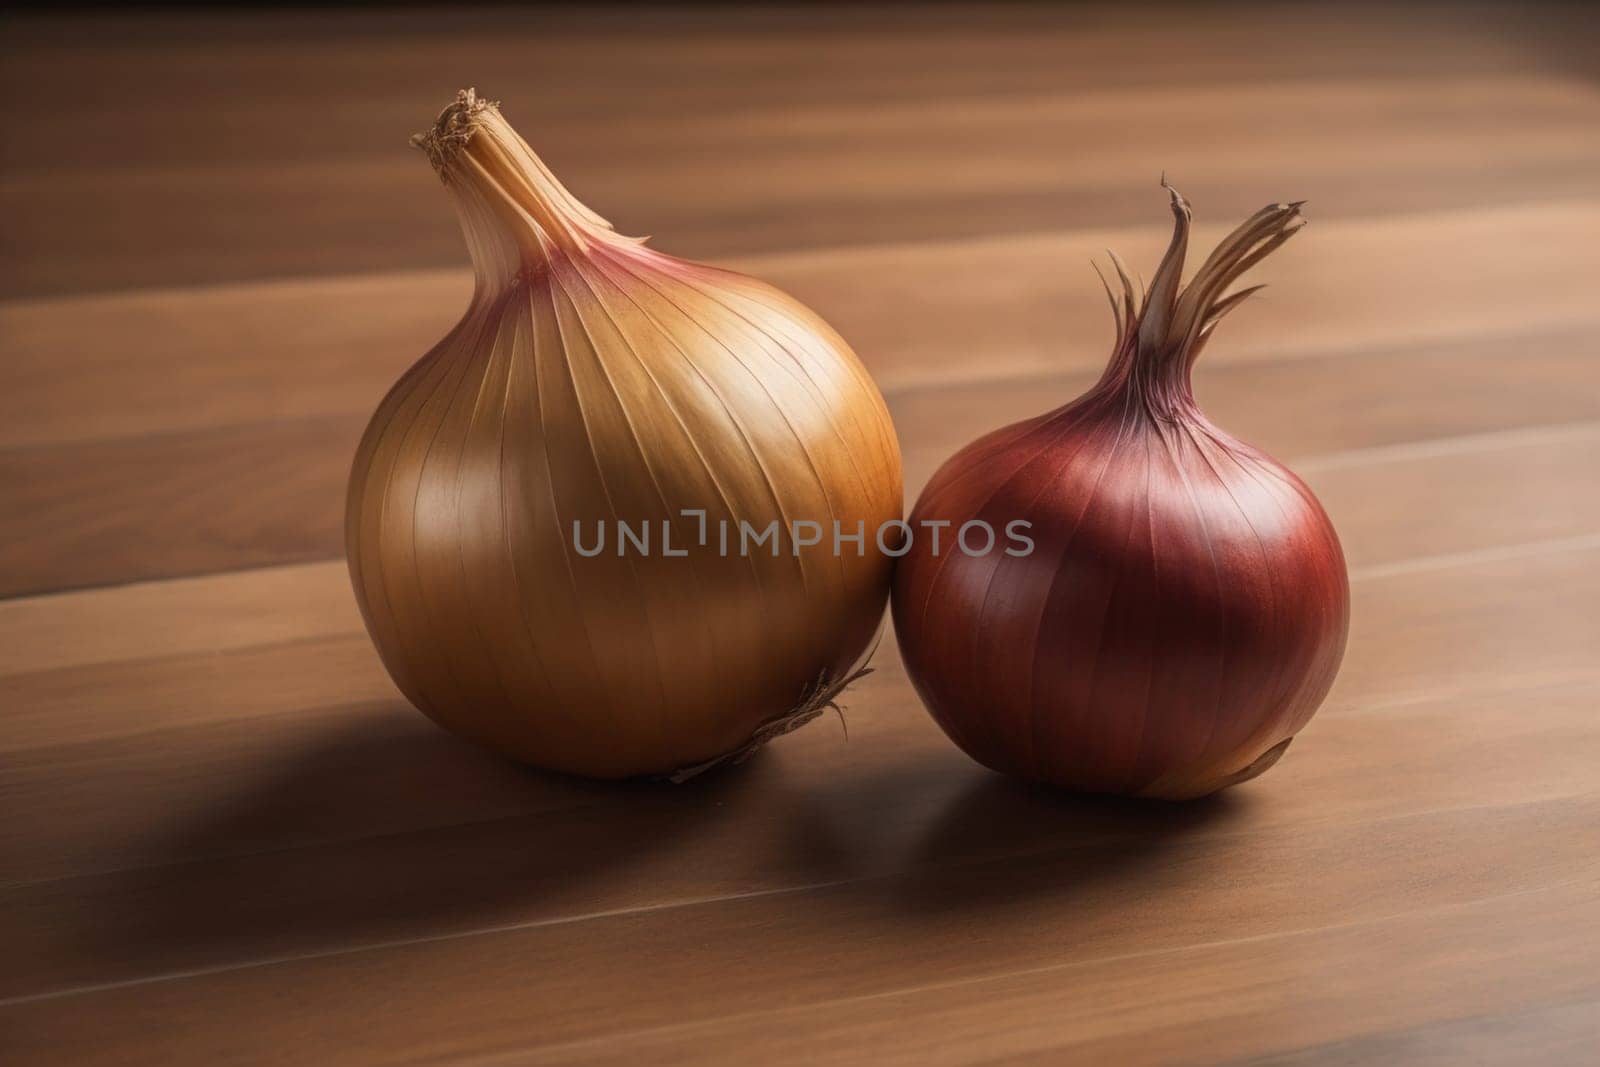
892;191;1350;799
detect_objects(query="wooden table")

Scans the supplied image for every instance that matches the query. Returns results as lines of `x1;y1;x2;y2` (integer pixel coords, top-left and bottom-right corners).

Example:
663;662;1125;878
4;5;1598;1063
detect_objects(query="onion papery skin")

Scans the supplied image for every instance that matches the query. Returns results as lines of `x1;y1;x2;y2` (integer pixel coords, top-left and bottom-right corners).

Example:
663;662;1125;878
892;189;1348;799
347;91;902;779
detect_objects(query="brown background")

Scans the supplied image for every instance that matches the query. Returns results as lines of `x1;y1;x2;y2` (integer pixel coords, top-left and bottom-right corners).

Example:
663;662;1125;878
3;4;1599;1063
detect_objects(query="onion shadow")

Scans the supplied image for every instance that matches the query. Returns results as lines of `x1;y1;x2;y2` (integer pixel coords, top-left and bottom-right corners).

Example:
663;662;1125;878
64;708;764;990
892;771;1251;914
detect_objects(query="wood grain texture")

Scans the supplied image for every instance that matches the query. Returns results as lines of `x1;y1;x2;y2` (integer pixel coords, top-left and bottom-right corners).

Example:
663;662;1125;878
4;5;1596;296
7;535;1599;888
516;883;1600;1066
3;3;1599;1064
7;206;1600;595
5;795;1597;1064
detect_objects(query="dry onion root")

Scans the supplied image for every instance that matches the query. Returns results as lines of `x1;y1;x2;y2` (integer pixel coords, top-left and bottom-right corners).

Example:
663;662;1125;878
347;90;903;780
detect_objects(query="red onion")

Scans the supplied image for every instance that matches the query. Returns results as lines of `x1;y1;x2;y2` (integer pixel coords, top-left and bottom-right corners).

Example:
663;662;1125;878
892;186;1349;799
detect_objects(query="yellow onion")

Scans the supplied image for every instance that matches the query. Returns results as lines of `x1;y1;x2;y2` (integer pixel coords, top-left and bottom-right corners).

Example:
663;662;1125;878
347;90;902;779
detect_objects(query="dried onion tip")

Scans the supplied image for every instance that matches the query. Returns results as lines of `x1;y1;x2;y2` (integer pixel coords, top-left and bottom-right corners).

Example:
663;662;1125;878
348;90;903;779
892;184;1349;799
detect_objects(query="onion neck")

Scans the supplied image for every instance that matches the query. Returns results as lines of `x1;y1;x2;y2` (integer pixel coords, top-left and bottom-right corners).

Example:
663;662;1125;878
414;89;639;290
1090;183;1305;421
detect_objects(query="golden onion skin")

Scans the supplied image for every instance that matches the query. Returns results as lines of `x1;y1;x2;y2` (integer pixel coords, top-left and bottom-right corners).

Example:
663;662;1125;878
347;91;902;778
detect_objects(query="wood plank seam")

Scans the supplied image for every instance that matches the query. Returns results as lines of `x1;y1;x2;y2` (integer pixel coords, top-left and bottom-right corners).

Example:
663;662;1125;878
5;411;1594;604
447;878;1600;1065
6;784;1594;1009
6;672;1591;903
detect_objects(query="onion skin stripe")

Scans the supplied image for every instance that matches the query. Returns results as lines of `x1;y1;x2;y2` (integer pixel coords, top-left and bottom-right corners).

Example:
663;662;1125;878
346;91;901;778
893;187;1346;799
